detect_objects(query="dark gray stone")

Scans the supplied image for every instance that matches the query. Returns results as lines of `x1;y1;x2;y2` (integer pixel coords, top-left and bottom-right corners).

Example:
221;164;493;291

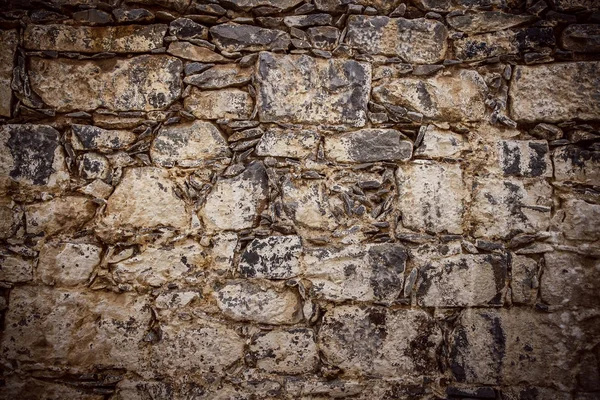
561;24;600;53
210;23;291;52
239;236;302;279
307;26;340;50
169;18;208;40
324;129;413;163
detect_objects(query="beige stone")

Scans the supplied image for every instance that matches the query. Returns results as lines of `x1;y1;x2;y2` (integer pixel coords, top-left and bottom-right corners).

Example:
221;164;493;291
249;328;318;374
38;241;102;286
511;254;538;305
25;196;97;237
214;279;302;324
373;70;487;122
396;161;466;234
101;167;189;232
24;24;167;53
447;11;534;33
29;55;183;112
542;252;600;308
414;125;468;159
509;62;600;123
167;41;226;62
255;128;319;159
0;252;34;283
558;199;600;241
553;146;600;185
3;287;151;372
239;235;302;279
71;124;137;152
281;178;339;231
199;162;268;231
150;120;231;167
319;305;443;377
345;16;448;64
184;88;253;120
0;30;17;117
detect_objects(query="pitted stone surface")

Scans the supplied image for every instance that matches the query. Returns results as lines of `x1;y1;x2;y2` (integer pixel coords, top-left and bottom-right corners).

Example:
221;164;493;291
255;128;319;159
29;55;183;112
324;129;413;163
552;146;600;185
239;235;302;279
345;16;448;64
509;62;600;123
497;140;551;178
24;24;167;53
0;29;17;117
249;328;319;374
210;23;291;52
256;52;371;127
184;88;253;120
541;252;600;308
38;241;102;286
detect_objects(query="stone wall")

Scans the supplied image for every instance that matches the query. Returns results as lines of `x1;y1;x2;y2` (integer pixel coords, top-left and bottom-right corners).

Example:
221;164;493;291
0;0;599;399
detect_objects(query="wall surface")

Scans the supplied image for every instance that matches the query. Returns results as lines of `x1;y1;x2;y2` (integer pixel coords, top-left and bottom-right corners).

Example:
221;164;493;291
0;0;599;399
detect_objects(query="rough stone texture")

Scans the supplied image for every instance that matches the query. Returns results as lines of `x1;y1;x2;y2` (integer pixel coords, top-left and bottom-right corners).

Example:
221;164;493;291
397;161;466;234
184;88;253;120
541;252;600;308
150;120;230;167
24;24;167;53
324;129;413;163
453;27;555;61
345;16;448;64
100;167;189;233
0;30;17;117
210;23;291;52
319;306;443;377
239;235;302;279
2;2;600;398
214;279;302;324
509;62;600;123
0;124;69;193
471;178;552;239
416;253;508;307
372;70;487;122
199;162;268;231
255;128;319;159
249;328;318;374
304;243;407;303
29;55;183;112
2;287;151;372
256;52;371;127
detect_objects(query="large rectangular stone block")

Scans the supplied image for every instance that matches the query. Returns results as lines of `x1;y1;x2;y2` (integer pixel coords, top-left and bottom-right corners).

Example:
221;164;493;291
509;62;600;123
29;55;182;112
256;52;371;127
24;24;167;53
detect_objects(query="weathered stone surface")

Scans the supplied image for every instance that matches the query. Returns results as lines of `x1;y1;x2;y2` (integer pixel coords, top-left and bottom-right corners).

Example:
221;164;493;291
29;56;183;112
25;196;97;237
199;162;268;231
112;240;208;288
413;0;506;11
558;199;600;242
284;378;364;398
414;125;468;159
153;320;244;374
345;16;448;64
0;29;17;117
73;9;113;25
511;255;538;305
509;62;600;123
561;24;600;53
453;27;555;62
304;243;407;303
416;253;508;307
38;241;102;286
497;140;551;177
396;162;466;234
112;8;154;23
553;146;600;185
256;52;371;127
281;178;338;231
324;129;413;163
449;308;594;388
541;252;600;308
1;378;104;400
169;17;208;40
284;14;332;28
554;0;599;11
183;64;252;89
210;23;290;52
239;235;302;279
0;125;69;193
372;70;487;122
101;167;189;232
319;306;442;377
471;178;552;239
220;0;304;10
0;198;21;239
214;279;302;324
24;24;167;53
255;128;319;159
447;11;534;33
249;328;319;374
2;287;151;371
167;41;226;62
184;88;253;120
71;124;136;152
307;26;340;50
79;152;110;180
0;252;33;283
150;120;230;167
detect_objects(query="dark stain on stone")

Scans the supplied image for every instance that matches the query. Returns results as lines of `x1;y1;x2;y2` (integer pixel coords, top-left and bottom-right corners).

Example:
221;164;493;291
8;125;59;185
527;142;548;177
502;141;521;176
